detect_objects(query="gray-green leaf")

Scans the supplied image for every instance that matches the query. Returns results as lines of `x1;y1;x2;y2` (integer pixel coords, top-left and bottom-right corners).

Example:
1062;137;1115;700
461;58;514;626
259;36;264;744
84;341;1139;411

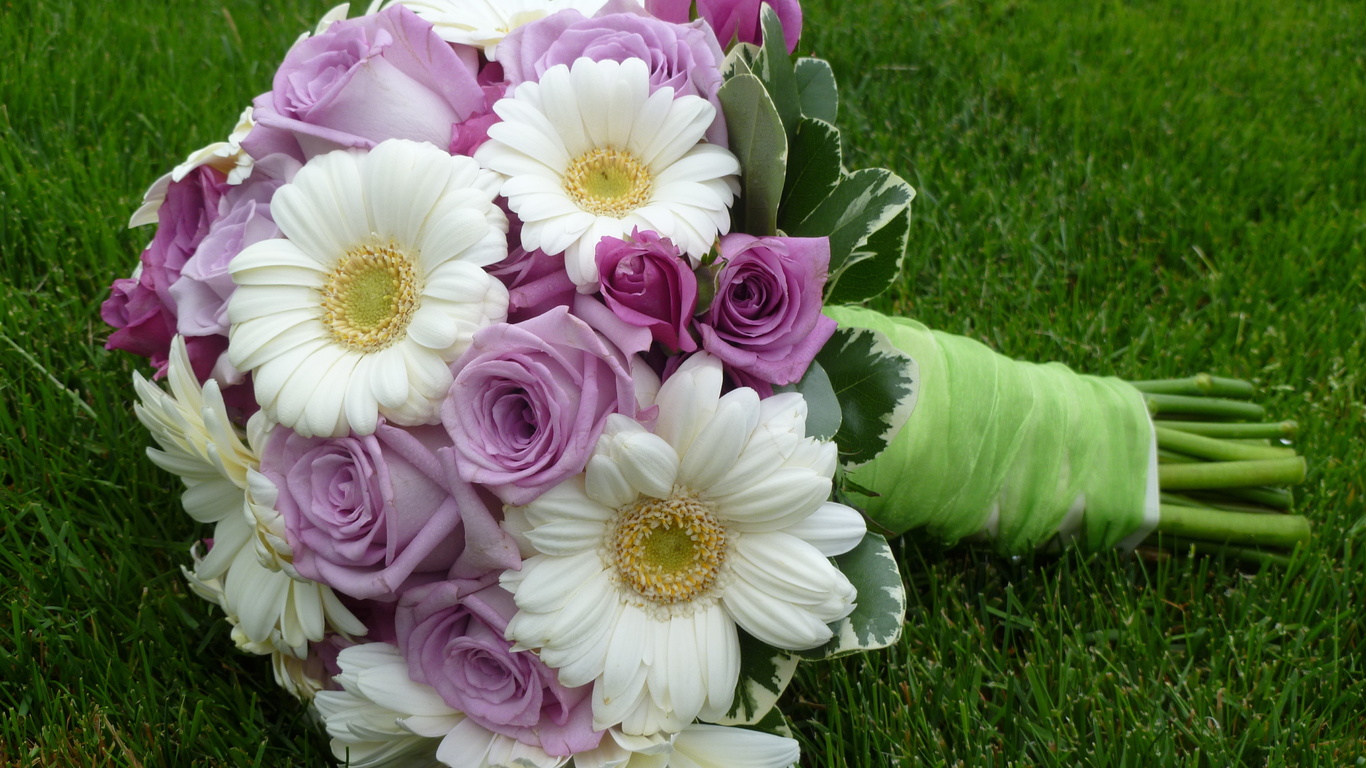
794;57;838;124
753;5;801;135
718;73;788;236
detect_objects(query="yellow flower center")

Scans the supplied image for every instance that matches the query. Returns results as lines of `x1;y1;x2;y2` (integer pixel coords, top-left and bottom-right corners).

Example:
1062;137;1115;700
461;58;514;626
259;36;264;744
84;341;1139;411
563;147;654;218
320;243;421;352
610;491;727;605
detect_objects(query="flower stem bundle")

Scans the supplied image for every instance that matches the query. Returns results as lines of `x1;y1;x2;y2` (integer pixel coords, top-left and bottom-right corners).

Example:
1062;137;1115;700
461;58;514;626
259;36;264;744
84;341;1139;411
824;307;1310;564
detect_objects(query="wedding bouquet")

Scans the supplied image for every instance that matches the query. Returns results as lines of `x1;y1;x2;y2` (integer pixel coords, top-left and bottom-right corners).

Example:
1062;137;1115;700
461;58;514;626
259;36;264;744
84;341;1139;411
100;0;1310;765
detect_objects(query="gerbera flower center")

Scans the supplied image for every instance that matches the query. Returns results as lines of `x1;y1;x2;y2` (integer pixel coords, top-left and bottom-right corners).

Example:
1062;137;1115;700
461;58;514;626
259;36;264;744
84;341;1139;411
610;492;727;605
320;243;421;352
563;148;654;218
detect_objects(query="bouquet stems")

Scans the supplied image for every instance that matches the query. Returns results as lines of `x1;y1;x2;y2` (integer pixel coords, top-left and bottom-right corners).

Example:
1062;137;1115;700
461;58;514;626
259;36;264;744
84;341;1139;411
1133;375;1311;559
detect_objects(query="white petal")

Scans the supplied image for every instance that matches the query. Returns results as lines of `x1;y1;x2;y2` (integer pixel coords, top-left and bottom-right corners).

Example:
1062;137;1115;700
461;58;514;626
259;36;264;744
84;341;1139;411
510;552;608;612
677;388;759;492
711;468;831;531
781;502;868;557
272;150;369;261
653;354;723;457
672;724;800;768
586;454;637;510
613;432;679;500
721;576;835;651
599;606;651;708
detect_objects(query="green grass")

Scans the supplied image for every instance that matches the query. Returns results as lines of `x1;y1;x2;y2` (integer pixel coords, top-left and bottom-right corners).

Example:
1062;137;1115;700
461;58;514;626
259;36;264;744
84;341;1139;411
2;0;1363;765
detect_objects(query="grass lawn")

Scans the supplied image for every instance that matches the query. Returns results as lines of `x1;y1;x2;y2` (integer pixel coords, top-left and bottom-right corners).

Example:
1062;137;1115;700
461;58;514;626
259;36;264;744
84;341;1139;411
2;0;1363;765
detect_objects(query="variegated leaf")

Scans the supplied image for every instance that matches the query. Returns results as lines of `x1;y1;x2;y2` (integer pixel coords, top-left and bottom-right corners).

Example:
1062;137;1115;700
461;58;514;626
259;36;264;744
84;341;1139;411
800;533;907;659
713;631;799;726
813;324;919;468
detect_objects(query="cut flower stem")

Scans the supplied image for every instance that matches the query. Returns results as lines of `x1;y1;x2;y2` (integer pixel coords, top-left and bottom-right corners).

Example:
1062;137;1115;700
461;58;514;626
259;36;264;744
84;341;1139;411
1142;374;1310;561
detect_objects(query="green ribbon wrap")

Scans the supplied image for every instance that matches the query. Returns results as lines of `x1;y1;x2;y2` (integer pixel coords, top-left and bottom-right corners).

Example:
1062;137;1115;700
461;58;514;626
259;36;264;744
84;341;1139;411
826;306;1159;555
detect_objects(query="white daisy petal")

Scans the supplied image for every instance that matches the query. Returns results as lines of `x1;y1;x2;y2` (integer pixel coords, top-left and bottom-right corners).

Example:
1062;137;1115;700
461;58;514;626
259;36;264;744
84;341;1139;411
672;724;801;768
586;453;638;510
781;502;868;557
677;388;760;491
721;576;835;651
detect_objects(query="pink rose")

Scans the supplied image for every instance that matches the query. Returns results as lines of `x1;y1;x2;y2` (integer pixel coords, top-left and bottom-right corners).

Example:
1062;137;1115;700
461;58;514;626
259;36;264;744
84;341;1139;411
395;580;599;756
102;165;226;378
646;0;803;52
595;231;698;353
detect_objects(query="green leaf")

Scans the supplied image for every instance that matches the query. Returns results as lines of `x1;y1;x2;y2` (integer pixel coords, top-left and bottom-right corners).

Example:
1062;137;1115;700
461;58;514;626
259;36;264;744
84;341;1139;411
813;324;920;468
774;360;841;440
789;168;915;302
718;73;788;236
721;43;758;80
824;203;912;304
746;704;796;739
779;117;842;231
799;533;907;659
753;5;801;135
715;631;800;726
794;57;838;123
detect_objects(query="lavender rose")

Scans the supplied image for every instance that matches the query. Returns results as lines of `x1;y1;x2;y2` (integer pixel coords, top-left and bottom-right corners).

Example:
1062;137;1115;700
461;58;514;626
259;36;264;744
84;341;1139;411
395;580;599;756
699;234;837;386
498;5;728;143
243;5;484;163
595;231;698;352
169;177;282;342
102;165;226;378
261;422;519;601
443;306;638;506
647;0;803;53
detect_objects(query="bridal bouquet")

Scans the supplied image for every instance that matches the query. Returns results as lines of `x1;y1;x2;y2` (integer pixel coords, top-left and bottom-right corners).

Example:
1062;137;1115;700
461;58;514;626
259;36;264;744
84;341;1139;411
101;0;1310;765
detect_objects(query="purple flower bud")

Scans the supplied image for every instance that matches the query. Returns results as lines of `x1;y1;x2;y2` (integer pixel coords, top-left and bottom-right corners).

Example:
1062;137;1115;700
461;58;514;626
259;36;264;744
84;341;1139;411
595;231;699;353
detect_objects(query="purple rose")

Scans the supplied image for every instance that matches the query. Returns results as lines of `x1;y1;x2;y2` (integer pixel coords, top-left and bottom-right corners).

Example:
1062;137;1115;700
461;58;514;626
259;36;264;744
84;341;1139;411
499;4;727;144
488;246;578;323
170;177;282;340
103;165;226;376
595;231;698;352
243;5;485;163
699;234;837;386
647;0;803;53
443;306;638;506
262;422;520;601
448;83;507;157
395;580;599;756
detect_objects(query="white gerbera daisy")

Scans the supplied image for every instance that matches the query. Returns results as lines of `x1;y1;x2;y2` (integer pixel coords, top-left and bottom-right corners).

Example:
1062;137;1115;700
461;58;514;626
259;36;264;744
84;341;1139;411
376;0;609;54
475;57;740;288
501;354;866;735
138;337;365;657
228;139;510;438
133;336;255;519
